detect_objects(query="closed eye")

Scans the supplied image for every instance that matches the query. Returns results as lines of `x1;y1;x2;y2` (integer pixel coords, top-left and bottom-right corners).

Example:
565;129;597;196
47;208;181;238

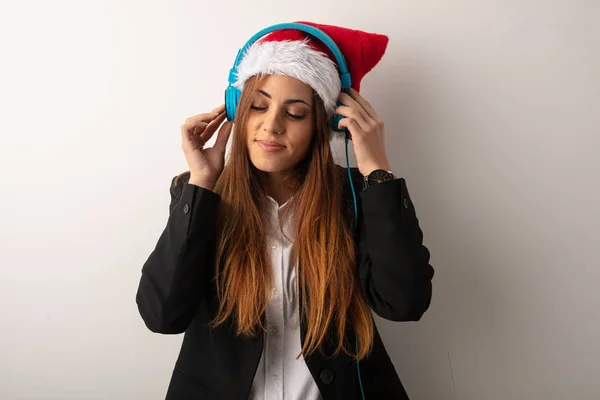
250;105;306;120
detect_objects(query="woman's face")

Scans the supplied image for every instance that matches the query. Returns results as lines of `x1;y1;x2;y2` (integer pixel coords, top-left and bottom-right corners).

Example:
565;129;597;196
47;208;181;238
245;75;315;174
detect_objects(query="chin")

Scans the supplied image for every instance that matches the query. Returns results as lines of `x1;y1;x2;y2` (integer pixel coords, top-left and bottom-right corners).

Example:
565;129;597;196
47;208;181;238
247;145;289;173
250;158;289;173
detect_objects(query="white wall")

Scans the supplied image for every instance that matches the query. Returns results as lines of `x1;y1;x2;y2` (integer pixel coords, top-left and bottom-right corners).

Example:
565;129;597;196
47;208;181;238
1;0;598;399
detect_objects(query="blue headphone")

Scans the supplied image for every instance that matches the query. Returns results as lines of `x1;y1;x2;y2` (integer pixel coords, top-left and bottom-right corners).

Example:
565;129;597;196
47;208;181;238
224;22;352;134
225;23;365;400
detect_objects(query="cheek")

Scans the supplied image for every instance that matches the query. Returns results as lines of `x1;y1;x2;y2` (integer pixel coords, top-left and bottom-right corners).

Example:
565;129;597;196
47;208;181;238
244;119;256;143
289;125;314;153
245;117;261;139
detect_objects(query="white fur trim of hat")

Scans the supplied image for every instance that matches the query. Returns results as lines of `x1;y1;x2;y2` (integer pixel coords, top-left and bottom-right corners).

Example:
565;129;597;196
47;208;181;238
231;39;341;118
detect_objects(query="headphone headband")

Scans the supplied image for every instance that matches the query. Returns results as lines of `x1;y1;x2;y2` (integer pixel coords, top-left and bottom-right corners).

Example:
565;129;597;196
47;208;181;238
227;22;351;89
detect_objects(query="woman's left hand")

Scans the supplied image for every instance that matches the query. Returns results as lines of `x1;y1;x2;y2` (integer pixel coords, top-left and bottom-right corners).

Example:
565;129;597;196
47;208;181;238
335;88;392;176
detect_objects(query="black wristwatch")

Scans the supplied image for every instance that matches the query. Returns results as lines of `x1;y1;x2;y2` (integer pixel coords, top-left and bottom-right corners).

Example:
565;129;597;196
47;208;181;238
362;169;395;190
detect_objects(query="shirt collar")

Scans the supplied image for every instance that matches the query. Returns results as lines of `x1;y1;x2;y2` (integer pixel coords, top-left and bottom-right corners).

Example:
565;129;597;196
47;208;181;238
264;195;295;237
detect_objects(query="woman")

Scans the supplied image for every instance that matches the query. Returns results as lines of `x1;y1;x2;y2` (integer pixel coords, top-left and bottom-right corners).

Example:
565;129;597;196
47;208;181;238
136;22;435;400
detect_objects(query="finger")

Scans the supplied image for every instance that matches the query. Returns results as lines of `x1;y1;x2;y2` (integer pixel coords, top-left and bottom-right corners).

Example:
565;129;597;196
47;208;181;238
190;122;208;135
181;123;207;150
185;113;217;126
185;105;226;126
338;92;371;125
337;117;361;140
182;121;207;140
349;88;381;122
335;105;370;131
214;121;233;152
199;111;227;142
210;104;226;114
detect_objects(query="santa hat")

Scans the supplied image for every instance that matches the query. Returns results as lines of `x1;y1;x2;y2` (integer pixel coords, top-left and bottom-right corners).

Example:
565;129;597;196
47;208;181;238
232;22;389;121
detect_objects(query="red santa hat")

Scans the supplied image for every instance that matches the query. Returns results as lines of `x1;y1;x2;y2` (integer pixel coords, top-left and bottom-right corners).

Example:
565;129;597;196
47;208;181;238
232;21;389;119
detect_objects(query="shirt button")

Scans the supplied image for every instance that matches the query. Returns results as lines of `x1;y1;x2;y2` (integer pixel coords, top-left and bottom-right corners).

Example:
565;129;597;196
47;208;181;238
271;326;279;335
320;369;334;384
271;242;277;249
183;203;190;214
403;198;409;208
271;374;279;382
271;288;278;297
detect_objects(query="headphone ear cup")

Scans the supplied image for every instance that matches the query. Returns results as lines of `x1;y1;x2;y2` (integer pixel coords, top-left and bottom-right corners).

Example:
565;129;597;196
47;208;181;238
331;113;345;132
225;86;241;122
331;100;349;133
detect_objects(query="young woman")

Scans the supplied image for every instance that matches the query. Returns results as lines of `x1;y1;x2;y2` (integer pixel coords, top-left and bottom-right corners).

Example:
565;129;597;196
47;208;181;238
136;22;435;400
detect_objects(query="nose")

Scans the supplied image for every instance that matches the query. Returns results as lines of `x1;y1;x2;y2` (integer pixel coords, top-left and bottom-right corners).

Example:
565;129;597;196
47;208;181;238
262;107;285;135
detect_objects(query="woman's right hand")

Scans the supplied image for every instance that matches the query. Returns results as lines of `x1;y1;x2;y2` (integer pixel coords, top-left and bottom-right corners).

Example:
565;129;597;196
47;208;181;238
181;104;233;189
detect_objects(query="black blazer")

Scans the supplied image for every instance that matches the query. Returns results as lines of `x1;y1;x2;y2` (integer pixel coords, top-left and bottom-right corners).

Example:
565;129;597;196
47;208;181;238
136;166;435;400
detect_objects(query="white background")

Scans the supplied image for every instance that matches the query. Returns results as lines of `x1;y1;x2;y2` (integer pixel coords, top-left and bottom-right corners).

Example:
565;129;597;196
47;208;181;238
1;0;599;399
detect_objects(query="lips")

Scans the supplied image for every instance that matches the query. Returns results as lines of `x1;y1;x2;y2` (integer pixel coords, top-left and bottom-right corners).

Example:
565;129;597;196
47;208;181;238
257;140;285;148
256;140;286;152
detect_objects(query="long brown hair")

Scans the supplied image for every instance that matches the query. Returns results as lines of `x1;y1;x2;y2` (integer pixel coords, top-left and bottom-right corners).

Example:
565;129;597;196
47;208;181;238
209;74;374;360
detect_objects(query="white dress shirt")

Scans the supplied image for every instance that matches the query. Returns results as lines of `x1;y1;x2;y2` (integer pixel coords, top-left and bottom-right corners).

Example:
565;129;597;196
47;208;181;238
248;195;323;400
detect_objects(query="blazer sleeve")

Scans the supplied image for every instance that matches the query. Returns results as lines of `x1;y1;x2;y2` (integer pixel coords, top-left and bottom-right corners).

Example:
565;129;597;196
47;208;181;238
136;172;221;334
353;169;435;321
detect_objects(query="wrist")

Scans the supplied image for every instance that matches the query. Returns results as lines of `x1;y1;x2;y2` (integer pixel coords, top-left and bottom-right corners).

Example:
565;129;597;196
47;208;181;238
188;176;215;191
362;168;395;190
362;165;392;176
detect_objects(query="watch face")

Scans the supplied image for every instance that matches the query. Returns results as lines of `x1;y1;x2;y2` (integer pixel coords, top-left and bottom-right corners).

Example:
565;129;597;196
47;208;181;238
368;169;394;184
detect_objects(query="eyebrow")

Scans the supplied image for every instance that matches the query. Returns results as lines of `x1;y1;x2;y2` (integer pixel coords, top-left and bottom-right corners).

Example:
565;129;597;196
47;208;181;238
258;90;311;106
